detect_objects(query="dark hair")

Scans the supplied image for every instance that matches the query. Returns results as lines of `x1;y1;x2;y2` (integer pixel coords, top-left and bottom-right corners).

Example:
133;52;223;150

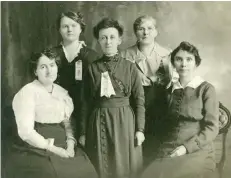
56;11;86;32
93;18;123;39
171;41;202;67
29;48;59;78
133;15;157;33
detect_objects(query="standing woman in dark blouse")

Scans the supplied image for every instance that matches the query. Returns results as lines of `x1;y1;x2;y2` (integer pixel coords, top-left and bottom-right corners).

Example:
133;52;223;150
142;41;219;178
54;11;99;138
80;18;145;178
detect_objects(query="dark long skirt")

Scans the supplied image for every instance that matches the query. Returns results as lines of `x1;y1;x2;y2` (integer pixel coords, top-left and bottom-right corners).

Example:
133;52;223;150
3;123;97;178
142;84;167;167
85;98;143;178
141;138;217;178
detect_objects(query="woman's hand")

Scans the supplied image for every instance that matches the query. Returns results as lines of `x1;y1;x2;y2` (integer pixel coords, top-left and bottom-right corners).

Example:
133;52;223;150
169;145;187;157
79;135;86;147
66;139;75;157
47;145;69;158
135;131;145;146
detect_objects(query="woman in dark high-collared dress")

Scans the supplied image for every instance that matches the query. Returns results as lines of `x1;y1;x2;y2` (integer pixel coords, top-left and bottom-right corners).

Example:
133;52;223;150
53;11;99;138
141;41;219;178
80;18;145;178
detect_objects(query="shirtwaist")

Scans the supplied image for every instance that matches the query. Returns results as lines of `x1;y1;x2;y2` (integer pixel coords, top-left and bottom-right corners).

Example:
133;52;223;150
54;43;99;137
4;80;97;178
81;54;145;178
141;76;219;178
121;43;177;134
121;43;177;166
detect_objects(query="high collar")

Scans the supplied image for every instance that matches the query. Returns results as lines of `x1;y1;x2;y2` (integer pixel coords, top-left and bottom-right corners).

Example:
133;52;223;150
101;53;120;62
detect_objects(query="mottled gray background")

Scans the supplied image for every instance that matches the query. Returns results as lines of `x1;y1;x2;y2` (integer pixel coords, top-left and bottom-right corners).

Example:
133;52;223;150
1;1;231;177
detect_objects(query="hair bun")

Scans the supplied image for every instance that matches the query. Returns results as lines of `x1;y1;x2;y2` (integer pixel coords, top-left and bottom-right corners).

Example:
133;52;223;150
77;12;83;19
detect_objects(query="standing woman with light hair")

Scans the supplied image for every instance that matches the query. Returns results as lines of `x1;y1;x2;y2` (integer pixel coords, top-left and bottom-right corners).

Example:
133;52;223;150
121;15;177;166
121;15;177;135
53;11;99;139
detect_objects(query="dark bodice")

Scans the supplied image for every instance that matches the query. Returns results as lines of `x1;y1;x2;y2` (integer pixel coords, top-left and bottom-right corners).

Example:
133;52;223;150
87;54;135;100
155;81;219;155
81;54;145;134
53;45;99;107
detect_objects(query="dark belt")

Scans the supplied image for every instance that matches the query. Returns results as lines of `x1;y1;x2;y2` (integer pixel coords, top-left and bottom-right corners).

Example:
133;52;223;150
95;97;129;108
35;122;62;127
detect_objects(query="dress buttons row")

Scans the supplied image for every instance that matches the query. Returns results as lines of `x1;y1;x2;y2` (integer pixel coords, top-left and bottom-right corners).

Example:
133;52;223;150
100;113;108;173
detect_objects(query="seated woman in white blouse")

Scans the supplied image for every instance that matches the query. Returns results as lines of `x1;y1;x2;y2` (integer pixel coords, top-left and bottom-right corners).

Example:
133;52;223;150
4;49;97;178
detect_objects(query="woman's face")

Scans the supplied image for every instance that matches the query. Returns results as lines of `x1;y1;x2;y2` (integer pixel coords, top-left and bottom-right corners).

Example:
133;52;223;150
173;50;197;78
135;19;157;45
35;55;58;86
98;27;122;56
59;16;82;42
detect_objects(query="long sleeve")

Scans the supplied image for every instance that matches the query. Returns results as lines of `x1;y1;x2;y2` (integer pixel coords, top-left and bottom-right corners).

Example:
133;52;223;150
63;90;74;119
80;66;93;135
183;84;219;153
12;86;49;149
62;91;74;138
130;63;145;131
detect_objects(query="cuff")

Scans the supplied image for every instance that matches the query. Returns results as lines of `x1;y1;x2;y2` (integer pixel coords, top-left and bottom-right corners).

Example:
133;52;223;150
137;128;145;133
66;136;77;146
46;138;54;150
183;137;201;153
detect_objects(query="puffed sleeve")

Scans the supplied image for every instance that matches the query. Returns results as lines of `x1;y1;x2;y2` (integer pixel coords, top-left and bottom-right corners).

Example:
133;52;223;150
183;84;219;153
63;90;74;119
130;63;145;131
12;85;49;149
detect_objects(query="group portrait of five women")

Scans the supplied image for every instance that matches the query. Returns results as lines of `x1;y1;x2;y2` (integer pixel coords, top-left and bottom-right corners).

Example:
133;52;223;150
4;10;219;178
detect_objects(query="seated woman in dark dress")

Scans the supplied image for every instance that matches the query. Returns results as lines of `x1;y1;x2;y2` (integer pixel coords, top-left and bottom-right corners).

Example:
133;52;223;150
53;11;99;138
80;18;145;178
4;49;97;178
142;41;219;178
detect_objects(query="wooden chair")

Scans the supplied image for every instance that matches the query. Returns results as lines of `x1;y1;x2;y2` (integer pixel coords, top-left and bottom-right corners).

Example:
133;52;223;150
215;102;231;178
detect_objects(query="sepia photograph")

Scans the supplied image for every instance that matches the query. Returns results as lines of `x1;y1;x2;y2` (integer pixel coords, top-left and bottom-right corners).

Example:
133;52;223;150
1;1;231;178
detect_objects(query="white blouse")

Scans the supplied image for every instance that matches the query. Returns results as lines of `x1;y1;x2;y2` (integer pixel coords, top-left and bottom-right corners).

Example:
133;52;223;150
121;42;178;86
12;80;74;149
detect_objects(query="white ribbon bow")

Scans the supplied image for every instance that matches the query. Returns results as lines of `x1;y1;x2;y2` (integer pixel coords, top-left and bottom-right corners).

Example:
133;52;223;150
100;71;116;98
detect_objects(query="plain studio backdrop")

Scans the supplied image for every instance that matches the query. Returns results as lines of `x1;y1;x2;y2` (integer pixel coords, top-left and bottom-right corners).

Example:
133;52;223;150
1;1;231;178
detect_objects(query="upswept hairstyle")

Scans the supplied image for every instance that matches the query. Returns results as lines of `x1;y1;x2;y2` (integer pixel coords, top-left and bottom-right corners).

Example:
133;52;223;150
29;48;59;78
93;18;123;39
56;11;86;32
133;15;157;33
171;41;202;67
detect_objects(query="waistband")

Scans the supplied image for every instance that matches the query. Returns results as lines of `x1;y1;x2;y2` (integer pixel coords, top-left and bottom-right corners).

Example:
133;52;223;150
35;122;62;127
95;97;129;108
